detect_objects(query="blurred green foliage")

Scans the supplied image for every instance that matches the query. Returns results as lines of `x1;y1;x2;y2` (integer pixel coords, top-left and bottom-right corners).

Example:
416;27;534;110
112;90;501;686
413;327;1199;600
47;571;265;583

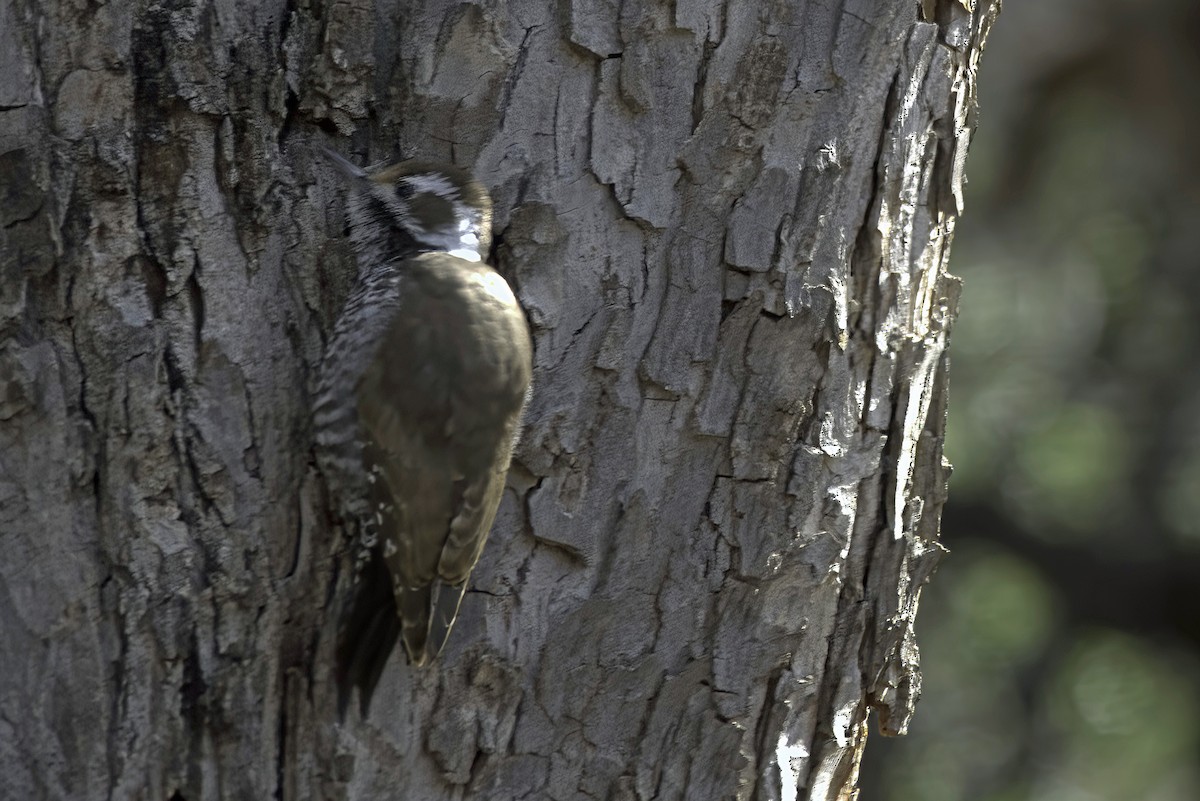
861;0;1200;797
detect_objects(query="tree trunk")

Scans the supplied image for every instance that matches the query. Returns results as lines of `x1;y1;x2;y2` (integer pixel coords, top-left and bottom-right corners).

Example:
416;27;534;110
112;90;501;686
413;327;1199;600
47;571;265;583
0;0;998;799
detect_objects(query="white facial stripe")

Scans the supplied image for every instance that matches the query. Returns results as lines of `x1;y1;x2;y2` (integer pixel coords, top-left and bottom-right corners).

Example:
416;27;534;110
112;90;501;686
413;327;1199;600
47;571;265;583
407;173;462;200
365;171;488;260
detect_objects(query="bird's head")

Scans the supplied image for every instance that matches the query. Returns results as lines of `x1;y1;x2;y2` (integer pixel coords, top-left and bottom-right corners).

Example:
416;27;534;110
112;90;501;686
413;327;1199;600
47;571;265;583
323;149;493;263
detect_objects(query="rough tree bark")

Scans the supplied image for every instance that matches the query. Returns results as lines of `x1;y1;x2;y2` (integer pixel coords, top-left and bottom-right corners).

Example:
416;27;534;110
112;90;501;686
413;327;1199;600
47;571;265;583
0;0;997;799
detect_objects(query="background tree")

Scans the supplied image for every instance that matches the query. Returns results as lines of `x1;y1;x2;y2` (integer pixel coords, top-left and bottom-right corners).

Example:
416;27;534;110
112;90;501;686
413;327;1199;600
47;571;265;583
0;1;996;799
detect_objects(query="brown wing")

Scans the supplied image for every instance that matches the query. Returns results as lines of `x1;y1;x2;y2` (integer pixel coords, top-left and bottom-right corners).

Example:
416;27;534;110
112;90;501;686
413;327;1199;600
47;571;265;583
355;253;532;663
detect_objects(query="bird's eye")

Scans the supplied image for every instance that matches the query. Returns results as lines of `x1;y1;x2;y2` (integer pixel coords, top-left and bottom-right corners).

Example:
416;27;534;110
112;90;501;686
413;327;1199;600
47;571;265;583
394;181;414;199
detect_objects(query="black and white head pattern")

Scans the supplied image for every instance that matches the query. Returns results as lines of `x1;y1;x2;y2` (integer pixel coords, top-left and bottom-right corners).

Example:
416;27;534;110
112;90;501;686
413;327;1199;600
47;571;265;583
330;154;494;265
392;172;486;262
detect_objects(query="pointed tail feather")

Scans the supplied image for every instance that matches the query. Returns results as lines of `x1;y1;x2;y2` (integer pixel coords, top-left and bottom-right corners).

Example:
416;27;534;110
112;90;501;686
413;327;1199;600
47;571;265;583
398;584;433;667
335;549;401;719
427;580;469;660
398;579;468;665
339;571;468;711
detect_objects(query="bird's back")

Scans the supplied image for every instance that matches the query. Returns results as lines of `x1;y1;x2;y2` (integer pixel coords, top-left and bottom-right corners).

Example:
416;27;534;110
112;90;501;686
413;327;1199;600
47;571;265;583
316;153;531;716
355;253;532;588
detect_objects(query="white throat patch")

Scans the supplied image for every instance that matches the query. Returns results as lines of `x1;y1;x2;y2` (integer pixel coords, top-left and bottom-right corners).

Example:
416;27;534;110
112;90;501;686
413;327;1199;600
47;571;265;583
448;217;482;261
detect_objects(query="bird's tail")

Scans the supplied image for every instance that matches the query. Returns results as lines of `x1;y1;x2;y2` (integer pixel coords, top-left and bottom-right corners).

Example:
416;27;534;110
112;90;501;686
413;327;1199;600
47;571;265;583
398;579;468;667
428;580;470;660
335;548;401;720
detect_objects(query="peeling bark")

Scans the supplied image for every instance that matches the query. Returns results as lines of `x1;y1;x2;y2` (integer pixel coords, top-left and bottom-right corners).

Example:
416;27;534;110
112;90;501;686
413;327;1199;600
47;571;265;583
0;0;998;799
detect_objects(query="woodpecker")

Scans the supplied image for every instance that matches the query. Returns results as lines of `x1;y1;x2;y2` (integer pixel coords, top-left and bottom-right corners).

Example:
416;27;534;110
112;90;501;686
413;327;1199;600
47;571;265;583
314;150;532;716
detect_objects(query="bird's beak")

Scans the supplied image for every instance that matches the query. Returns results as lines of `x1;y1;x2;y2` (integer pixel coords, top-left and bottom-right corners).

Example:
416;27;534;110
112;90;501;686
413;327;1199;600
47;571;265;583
320;147;369;181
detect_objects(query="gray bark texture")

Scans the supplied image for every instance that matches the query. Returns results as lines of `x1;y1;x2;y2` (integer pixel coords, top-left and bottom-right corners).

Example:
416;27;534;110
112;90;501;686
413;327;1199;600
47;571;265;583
0;0;998;799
